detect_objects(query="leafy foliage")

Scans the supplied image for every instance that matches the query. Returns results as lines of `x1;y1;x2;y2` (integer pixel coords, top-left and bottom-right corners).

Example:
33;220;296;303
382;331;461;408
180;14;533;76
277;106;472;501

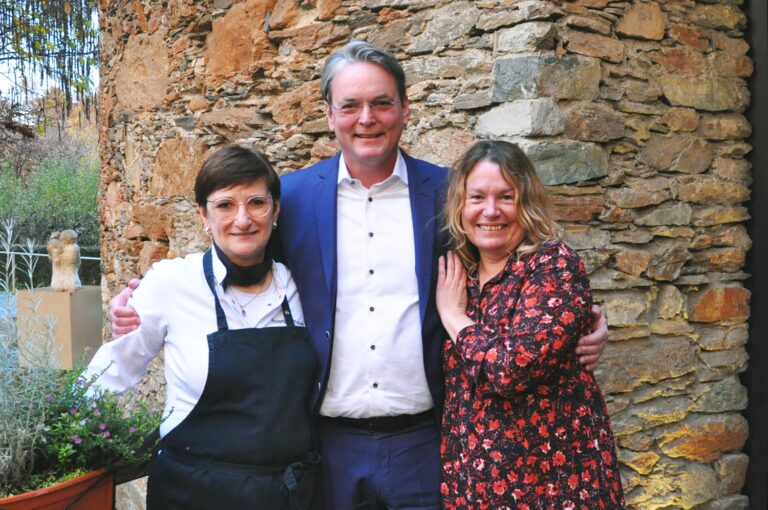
0;0;98;109
0;128;99;285
0;224;163;497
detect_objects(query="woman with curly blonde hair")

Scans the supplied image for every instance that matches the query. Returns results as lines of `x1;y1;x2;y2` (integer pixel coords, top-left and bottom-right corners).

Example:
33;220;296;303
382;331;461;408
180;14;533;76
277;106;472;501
436;140;624;509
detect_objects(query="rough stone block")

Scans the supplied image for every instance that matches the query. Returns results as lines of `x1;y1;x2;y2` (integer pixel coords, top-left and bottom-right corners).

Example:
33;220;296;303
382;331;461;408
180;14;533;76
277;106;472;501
691;205;750;227
696;324;749;351
669;22;710;52
407;2;480;55
549;194;604;222
566;30;624;63
699;114;752;140
492;55;601;102
150;136;210;199
714;453;749;495
605;177;674;209
518;139;608;185
691;377;747;414
115;31;170;111
598;290;650;328
596;336;696;394
561;225;611;250
677;175;750;205
403;52;491;83
660;107;699;132
618;449;659;475
132;203;175;242
697;495;750;510
691;247;746;273
647;238;690;281
635;202;693;227
639;134;714;174
656;74;750;112
655;284;684;320
615;1;666;41
409;128;475;169
690;4;747;31
689;286;750;323
475;98;564;137
204;0;276;87
475;0;562;31
563;101;625;142
613;248;651;277
658;414;748;462
495;22;557;53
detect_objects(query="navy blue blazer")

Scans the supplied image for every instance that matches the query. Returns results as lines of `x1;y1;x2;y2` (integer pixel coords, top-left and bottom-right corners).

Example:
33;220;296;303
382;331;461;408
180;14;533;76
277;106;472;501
274;151;449;417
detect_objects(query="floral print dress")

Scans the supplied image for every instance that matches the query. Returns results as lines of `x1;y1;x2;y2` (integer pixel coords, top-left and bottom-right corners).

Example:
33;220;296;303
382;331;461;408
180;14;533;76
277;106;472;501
440;241;624;510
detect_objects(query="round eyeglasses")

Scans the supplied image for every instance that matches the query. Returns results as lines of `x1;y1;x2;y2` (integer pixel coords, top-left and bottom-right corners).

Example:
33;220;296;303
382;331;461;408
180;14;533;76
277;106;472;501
206;195;273;220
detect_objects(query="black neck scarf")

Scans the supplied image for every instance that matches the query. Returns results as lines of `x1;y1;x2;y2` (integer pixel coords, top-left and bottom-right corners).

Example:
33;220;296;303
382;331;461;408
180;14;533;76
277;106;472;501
213;242;271;290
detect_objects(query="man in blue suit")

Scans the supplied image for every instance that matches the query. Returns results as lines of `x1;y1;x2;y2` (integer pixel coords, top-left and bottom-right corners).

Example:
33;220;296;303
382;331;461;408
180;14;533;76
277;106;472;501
111;41;607;509
276;41;607;509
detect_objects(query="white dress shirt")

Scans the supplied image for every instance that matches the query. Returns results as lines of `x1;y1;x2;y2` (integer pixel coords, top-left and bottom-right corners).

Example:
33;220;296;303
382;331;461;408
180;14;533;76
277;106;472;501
319;150;434;418
86;249;304;437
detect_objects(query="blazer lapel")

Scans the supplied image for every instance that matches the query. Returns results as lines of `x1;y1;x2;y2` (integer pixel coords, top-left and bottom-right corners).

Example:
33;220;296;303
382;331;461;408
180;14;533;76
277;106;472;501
405;154;438;324
313;155;340;297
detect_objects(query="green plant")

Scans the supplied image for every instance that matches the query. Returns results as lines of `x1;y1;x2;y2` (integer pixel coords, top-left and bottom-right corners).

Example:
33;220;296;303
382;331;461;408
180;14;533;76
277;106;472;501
0;222;162;498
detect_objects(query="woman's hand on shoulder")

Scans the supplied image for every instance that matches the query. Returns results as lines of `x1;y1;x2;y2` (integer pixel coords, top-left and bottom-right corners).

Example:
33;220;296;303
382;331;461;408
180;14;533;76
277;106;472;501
436;251;474;342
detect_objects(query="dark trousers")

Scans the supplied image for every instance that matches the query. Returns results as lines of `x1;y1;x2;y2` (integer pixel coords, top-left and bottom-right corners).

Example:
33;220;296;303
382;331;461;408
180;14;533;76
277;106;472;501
318;418;441;510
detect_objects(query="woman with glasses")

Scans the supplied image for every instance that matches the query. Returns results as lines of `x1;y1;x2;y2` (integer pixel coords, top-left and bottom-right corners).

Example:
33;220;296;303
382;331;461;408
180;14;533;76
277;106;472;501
85;145;319;509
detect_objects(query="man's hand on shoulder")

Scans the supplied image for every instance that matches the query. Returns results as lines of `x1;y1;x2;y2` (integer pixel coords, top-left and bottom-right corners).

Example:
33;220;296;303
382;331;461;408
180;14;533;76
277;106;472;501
110;278;142;338
575;305;608;371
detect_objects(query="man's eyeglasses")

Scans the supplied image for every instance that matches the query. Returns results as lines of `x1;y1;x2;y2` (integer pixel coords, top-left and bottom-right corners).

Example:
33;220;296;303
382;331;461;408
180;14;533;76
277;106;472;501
206;195;273;219
330;98;400;117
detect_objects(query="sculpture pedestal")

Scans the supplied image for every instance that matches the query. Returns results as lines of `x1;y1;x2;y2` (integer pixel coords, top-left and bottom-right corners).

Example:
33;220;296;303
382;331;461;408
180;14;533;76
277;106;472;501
16;286;103;369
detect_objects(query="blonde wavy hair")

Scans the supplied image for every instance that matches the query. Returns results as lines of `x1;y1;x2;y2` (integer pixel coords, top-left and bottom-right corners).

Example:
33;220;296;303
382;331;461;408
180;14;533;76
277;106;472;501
443;140;561;271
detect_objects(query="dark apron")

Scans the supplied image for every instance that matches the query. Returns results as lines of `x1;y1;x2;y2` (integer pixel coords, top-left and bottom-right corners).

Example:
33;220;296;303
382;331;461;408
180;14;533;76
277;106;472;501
147;250;319;510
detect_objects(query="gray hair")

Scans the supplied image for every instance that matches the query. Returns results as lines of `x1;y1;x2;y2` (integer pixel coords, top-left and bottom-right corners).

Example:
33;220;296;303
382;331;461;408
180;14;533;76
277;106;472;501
320;40;407;104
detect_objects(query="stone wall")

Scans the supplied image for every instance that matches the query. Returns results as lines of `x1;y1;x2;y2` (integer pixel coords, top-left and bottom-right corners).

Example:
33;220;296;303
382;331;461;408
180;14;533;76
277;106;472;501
99;0;753;508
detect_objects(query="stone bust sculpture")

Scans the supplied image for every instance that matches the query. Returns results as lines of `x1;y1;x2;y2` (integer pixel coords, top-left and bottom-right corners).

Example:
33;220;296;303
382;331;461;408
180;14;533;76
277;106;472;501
47;229;82;291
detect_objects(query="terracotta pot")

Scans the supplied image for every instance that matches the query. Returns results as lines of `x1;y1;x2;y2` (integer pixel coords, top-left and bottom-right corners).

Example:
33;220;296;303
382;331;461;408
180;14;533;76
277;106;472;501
0;469;115;510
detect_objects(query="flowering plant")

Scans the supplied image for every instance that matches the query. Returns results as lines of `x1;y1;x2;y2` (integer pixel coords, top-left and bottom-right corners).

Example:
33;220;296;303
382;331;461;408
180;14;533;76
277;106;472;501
0;222;163;497
1;364;163;497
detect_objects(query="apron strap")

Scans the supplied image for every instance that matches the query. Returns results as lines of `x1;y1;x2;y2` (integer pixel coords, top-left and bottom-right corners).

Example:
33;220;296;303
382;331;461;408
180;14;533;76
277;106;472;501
203;249;229;332
280;297;295;328
283;451;321;510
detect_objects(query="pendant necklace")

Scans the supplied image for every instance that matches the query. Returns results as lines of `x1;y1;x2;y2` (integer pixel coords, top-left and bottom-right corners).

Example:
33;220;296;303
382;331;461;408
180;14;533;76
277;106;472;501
231;290;261;317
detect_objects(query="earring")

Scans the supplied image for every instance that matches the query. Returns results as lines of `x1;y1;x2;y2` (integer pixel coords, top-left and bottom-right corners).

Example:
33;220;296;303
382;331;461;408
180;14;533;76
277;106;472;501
204;227;210;234
272;222;278;230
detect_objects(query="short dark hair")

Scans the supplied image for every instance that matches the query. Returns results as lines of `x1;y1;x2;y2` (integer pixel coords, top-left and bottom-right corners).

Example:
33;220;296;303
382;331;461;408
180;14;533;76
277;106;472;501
194;145;280;206
320;40;407;104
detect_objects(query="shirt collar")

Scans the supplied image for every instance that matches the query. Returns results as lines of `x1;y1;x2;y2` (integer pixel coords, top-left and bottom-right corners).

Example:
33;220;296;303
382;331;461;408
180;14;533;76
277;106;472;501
337;149;409;186
209;245;282;289
210;246;228;286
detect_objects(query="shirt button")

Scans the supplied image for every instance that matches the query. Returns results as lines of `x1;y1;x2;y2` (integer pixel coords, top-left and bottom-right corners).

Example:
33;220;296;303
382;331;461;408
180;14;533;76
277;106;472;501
372;383;378;389
370;345;376;350
368;197;373;202
369;306;375;312
368;232;374;238
369;269;374;275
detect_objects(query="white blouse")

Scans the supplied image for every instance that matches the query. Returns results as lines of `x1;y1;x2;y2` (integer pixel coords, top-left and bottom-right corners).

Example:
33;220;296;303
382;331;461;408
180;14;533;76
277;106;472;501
85;249;305;437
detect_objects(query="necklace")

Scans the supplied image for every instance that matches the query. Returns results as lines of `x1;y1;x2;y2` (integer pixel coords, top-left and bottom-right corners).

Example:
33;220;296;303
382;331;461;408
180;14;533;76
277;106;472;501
231;291;261;317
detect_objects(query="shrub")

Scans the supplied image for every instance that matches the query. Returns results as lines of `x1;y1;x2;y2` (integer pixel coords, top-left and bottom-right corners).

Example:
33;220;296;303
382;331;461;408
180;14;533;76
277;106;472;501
0;223;162;497
0;131;99;286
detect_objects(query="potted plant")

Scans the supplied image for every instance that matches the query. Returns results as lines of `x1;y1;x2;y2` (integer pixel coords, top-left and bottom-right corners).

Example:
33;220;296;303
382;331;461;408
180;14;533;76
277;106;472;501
0;222;162;509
